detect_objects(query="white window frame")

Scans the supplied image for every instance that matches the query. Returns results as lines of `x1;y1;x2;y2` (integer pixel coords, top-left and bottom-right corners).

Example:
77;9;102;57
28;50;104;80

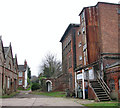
19;79;23;85
84;51;86;65
8;77;10;89
82;27;86;34
89;68;94;80
19;72;23;77
79;56;82;61
78;31;81;36
81;11;84;20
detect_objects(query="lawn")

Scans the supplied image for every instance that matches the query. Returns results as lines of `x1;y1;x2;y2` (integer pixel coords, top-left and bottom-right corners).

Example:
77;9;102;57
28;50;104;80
17;86;31;91
0;91;19;98
85;102;120;108
31;91;66;97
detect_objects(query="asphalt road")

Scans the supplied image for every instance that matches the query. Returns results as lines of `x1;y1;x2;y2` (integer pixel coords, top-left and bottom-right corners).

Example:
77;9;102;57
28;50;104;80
0;91;86;107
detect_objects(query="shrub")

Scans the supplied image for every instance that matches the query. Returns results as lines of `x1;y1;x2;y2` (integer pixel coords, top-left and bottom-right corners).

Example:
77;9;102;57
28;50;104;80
31;83;40;91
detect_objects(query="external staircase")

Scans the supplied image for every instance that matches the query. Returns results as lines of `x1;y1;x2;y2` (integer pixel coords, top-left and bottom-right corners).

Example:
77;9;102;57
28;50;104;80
90;81;111;101
90;71;111;101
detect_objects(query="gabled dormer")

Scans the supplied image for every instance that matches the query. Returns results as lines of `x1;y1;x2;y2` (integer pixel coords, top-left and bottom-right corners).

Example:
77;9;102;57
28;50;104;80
4;43;14;71
13;54;18;74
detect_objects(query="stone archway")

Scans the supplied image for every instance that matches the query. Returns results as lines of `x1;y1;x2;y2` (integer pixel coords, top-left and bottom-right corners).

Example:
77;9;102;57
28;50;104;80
46;80;52;92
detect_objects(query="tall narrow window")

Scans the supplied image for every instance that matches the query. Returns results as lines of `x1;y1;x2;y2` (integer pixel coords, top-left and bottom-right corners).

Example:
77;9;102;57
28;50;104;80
8;77;10;89
84;51;86;65
118;8;120;14
19;72;23;77
69;55;72;68
8;63;11;70
79;56;82;61
109;79;115;90
79;42;82;48
119;78;120;93
2;74;3;89
19;79;22;85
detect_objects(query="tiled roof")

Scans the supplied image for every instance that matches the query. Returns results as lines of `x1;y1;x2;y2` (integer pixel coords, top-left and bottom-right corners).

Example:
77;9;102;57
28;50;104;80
18;65;26;72
4;47;9;55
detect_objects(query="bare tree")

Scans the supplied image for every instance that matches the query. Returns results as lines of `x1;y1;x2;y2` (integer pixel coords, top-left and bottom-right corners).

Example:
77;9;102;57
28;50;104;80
39;53;62;78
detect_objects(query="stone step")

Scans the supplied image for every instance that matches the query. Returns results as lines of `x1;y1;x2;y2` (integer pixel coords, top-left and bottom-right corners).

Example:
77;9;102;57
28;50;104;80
98;96;109;99
92;86;100;88
90;80;111;102
94;89;105;92
99;98;110;101
94;88;103;89
97;94;108;97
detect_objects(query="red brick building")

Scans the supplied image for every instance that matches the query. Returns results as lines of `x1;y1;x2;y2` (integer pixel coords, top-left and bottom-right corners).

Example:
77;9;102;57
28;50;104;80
60;24;80;91
0;36;5;96
0;37;18;95
75;2;120;101
18;61;28;89
60;2;120;101
18;65;25;88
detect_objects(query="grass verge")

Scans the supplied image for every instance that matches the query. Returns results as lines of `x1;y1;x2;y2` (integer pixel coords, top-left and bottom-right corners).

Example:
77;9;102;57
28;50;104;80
85;102;120;108
17;86;31;91
31;91;66;97
0;91;19;98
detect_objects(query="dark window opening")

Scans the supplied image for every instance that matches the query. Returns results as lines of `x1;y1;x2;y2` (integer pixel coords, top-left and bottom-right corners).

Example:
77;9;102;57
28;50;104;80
109;79;115;90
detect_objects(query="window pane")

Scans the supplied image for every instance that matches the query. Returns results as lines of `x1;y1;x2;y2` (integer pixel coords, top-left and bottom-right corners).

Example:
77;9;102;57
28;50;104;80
8;78;10;88
109;79;115;90
19;72;23;77
19;79;22;85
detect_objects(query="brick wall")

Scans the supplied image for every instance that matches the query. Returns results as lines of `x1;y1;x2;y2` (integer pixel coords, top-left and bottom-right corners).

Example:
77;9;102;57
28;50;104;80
18;71;25;89
61;24;80;91
75;26;82;67
88;83;98;101
98;3;119;53
105;66;120;100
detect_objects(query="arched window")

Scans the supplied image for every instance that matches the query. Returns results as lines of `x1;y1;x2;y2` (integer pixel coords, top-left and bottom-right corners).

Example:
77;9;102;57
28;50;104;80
109;79;115;90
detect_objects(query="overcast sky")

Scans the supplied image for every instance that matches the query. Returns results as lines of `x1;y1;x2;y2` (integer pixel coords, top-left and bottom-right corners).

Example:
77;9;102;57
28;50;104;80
0;0;119;76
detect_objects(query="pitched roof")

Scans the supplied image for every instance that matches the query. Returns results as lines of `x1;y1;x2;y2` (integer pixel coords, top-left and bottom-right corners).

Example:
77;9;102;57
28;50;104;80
0;36;5;59
60;23;79;42
18;65;26;72
4;47;9;55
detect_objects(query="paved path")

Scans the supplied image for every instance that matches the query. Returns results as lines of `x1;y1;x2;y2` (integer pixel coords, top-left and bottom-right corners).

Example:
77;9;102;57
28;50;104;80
0;90;86;107
13;90;50;98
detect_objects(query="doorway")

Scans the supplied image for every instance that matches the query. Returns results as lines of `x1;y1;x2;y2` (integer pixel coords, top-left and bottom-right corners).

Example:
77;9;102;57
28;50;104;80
46;80;52;92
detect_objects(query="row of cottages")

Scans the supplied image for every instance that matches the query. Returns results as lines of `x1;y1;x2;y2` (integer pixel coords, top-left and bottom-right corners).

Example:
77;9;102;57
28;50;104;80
0;37;29;95
60;2;120;101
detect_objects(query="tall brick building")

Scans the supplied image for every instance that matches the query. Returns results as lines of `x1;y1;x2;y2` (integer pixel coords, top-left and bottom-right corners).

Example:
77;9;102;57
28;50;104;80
60;2;120;101
75;2;120;101
60;24;80;91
